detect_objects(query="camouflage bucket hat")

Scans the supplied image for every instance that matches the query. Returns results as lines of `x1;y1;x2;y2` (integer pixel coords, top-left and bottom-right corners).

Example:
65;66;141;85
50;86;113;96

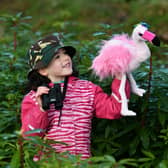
27;35;76;70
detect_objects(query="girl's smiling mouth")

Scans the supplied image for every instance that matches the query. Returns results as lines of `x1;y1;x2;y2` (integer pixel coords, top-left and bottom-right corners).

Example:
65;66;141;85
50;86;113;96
62;62;71;68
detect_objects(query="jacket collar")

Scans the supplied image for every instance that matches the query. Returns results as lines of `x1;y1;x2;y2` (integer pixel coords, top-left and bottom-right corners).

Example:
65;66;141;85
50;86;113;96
68;76;79;85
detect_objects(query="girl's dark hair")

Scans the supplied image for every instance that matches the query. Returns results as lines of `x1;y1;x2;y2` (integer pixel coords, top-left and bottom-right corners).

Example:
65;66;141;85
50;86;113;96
26;70;51;92
25;63;79;93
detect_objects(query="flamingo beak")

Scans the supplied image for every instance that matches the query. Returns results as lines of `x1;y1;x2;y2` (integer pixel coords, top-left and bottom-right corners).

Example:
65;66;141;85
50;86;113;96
152;36;160;46
142;30;160;46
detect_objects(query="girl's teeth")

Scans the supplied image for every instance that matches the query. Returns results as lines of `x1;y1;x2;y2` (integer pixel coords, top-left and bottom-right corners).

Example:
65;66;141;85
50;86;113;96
63;63;70;68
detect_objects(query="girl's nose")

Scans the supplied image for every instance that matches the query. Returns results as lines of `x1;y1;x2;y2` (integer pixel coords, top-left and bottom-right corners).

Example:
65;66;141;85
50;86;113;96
62;53;70;61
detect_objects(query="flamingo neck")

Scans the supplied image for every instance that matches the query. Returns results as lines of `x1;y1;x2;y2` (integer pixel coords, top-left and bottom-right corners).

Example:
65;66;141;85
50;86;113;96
128;36;151;72
135;40;151;62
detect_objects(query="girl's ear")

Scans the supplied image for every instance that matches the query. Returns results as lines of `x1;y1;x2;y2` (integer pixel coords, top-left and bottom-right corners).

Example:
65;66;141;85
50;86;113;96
38;68;48;76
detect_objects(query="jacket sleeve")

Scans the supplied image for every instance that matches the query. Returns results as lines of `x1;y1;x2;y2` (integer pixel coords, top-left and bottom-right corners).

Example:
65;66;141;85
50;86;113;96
93;78;130;119
21;92;49;137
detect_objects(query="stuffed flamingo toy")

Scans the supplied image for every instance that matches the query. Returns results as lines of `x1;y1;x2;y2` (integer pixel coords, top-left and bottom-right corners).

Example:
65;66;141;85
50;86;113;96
91;22;160;116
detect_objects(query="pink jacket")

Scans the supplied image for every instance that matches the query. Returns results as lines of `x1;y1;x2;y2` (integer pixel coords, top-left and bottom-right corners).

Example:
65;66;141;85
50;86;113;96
21;76;130;159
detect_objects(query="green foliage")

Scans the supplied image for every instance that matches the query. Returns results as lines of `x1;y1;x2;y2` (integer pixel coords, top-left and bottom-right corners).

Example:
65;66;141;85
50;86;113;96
0;12;32;30
0;3;168;167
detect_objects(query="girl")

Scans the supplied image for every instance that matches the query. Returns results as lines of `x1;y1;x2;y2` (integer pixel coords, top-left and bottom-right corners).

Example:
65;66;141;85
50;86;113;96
21;35;131;160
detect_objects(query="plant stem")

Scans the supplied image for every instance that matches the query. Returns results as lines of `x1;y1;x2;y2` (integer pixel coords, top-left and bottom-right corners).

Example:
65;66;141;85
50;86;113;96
14;31;17;50
141;56;153;127
18;136;24;168
147;56;153;98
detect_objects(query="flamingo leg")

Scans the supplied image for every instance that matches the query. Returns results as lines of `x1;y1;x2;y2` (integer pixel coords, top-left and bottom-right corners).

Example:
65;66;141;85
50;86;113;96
127;73;146;97
119;73;136;116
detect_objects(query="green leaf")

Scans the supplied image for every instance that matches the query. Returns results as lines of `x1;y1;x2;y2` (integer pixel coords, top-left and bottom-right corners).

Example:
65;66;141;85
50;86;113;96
140;128;150;149
10;150;20;168
16;12;23;19
99;23;112;29
138;157;153;162
89;156;106;162
158;112;166;127
129;136;140;155
119;158;138;166
141;150;155;159
104;155;116;163
92;32;106;36
105;126;111;139
21;16;32;20
24;129;44;135
158;160;168;168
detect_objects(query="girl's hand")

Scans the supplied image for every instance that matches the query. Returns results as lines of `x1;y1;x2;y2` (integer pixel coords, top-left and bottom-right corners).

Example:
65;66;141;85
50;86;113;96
115;73;122;80
35;86;50;111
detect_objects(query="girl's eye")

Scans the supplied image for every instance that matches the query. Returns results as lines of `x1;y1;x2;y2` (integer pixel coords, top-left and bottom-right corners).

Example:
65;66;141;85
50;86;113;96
54;55;60;59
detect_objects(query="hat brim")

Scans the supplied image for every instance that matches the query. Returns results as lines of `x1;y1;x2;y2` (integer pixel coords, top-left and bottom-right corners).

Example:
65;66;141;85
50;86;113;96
61;46;76;58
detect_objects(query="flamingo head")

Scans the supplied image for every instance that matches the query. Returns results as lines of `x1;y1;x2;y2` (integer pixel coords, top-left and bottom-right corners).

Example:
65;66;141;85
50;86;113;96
132;22;160;46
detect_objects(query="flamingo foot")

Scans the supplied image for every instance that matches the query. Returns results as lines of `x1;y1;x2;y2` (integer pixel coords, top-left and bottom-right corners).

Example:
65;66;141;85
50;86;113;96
121;110;136;116
132;88;146;97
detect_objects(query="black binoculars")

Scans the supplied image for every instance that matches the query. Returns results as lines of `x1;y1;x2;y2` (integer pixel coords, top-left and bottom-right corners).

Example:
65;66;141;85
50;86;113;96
41;83;63;110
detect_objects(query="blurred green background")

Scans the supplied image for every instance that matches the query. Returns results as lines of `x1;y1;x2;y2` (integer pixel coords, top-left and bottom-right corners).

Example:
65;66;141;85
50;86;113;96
0;0;168;40
0;0;167;62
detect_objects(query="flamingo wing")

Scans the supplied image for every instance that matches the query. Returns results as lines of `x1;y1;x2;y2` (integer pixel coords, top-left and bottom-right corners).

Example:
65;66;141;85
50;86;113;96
91;34;135;79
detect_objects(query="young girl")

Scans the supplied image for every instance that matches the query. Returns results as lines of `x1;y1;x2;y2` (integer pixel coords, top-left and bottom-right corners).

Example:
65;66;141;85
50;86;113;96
21;35;131;160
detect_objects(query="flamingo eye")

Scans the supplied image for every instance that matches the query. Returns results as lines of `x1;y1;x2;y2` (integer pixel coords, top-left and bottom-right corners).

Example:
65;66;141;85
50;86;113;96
139;33;143;36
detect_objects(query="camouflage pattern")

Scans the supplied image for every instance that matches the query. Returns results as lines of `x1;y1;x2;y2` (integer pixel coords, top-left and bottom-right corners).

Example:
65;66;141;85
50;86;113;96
27;35;76;70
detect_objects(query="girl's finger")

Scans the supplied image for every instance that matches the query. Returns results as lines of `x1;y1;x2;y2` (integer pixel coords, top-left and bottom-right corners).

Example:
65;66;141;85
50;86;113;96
36;87;49;97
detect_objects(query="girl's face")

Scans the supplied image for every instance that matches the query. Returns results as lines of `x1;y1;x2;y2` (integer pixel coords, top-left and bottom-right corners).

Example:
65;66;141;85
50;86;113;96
39;49;73;82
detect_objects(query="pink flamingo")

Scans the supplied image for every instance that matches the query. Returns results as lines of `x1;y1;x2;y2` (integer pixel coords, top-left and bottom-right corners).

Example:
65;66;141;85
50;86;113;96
91;22;160;116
